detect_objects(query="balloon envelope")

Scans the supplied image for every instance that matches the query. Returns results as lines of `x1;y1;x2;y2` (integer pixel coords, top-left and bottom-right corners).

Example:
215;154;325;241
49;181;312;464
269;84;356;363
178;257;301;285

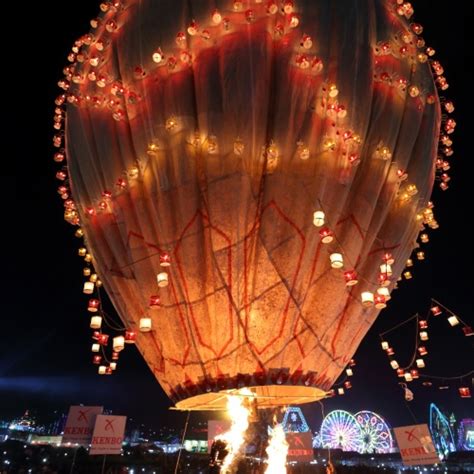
63;0;440;409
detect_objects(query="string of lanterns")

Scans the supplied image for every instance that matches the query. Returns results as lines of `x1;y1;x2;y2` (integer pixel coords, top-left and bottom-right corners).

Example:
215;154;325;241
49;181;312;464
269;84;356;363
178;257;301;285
379;299;473;398
325;359;357;397
74;221;170;375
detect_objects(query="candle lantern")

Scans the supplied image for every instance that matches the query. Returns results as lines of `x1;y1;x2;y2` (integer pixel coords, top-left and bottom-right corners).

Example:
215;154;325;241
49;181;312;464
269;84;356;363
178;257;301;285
149;295;161;307
344;270;358;286
88;299;100;312
160;253;171;267
418;346;428;356
313;211;325;227
361;292;374;307
157;272;169;287
319;227;334;243
140;317;152;332
330;253;344;269
90;316;102;329
113;336;125;352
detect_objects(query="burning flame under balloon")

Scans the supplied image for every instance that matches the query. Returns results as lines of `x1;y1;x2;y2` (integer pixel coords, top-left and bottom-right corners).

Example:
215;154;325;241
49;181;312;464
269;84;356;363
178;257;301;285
216;388;253;473
265;423;289;474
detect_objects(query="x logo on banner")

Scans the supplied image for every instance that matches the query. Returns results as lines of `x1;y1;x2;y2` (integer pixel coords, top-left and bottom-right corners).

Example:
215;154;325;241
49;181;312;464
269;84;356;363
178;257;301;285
105;419;115;432
77;409;90;423
405;427;422;444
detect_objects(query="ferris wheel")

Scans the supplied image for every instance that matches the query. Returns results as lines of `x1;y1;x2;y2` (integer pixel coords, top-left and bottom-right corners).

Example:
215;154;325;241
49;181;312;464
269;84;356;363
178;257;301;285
355;411;394;454
320;410;364;452
429;404;456;459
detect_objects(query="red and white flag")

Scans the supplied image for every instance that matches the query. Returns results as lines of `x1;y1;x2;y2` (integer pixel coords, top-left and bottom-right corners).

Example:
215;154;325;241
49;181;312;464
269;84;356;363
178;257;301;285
62;406;103;446
393;424;439;466
89;414;127;455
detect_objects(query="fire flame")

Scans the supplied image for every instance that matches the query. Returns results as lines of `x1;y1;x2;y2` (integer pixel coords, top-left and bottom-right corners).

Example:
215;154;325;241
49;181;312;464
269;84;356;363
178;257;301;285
216;388;253;472
265;423;288;474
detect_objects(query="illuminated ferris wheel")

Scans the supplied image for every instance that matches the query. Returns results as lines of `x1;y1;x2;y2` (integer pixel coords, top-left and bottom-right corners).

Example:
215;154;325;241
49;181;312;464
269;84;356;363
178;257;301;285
429;403;456;460
320;410;364;452
355;411;394;454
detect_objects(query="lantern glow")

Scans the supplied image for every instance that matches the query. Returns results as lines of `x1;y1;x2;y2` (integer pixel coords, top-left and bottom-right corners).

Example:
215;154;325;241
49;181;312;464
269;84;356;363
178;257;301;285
54;0;454;411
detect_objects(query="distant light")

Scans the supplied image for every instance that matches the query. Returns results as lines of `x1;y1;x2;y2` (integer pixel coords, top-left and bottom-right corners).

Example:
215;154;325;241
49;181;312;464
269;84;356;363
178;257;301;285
43;458;47;463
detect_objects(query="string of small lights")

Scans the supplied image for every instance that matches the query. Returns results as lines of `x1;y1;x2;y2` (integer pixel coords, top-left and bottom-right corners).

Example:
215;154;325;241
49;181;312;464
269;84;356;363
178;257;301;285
379;299;473;398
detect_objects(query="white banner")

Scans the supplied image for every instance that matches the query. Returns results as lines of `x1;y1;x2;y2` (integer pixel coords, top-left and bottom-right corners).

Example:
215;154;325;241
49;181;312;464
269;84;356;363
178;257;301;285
90;415;127;455
62;406;103;446
393;424;439;466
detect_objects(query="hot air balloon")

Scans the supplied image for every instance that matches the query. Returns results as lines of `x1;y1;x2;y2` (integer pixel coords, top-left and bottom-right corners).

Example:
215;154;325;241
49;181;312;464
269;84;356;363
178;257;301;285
55;0;454;411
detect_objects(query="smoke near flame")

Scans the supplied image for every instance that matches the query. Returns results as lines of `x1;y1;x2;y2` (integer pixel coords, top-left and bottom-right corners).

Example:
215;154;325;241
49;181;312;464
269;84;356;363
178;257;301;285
265;423;288;474
216;388;253;472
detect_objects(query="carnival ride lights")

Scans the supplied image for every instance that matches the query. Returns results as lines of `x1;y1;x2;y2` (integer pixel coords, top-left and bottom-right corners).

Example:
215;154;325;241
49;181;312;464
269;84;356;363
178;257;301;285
355;411;394;454
429;403;456;459
457;419;474;451
320;410;364;453
320;410;393;454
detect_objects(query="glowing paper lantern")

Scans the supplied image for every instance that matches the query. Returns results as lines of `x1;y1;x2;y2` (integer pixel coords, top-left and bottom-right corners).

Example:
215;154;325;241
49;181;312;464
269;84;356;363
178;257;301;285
361;292;375;307
90;316;102;329
113;336;125;352
88;299;100;312
344;270;358;286
416;358;425;368
139;317;152;332
459;387;471;398
59;0;447;410
313;211;325;227
418;346;428;356
448;315;460;326
156;272;169;288
330;253;344;269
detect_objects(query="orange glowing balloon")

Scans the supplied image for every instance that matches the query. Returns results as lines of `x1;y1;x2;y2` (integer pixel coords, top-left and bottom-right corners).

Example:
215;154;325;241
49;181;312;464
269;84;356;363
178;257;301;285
57;0;449;409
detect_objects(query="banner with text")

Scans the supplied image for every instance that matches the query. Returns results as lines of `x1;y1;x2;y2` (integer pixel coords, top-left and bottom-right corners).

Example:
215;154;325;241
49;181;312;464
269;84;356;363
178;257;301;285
286;432;314;463
90;415;127;455
62;406;103;446
393;424;439;466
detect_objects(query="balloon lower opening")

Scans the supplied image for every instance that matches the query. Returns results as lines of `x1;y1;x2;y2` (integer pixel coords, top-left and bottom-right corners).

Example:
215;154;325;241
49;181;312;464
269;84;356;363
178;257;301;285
174;385;327;411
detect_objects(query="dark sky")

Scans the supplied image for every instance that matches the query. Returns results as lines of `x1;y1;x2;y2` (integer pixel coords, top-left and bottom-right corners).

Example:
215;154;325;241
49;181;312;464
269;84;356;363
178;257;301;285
5;1;474;433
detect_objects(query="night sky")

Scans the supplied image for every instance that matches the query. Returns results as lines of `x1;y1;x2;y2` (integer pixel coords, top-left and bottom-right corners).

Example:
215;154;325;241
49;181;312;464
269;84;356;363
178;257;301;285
5;1;473;433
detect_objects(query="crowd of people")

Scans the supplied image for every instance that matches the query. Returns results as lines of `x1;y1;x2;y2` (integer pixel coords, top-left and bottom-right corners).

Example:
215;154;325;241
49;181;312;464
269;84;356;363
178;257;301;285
1;440;473;473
